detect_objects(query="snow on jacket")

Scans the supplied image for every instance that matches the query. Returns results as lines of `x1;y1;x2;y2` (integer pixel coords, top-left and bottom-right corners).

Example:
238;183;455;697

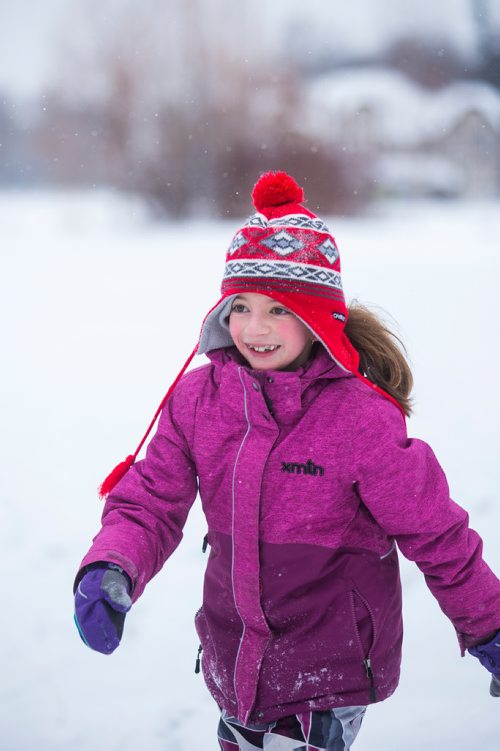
79;345;500;724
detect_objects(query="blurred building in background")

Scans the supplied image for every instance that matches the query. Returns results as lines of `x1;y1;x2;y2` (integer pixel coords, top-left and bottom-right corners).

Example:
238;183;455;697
305;69;500;198
1;0;500;216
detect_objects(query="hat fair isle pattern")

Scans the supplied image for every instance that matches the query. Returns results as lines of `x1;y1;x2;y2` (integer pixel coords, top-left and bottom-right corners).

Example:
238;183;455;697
224;213;343;302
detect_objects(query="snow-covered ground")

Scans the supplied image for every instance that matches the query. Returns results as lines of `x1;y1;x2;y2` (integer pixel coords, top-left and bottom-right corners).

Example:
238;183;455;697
1;189;499;750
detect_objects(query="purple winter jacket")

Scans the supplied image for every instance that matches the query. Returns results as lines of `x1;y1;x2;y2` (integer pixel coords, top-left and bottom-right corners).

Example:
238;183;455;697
79;345;500;724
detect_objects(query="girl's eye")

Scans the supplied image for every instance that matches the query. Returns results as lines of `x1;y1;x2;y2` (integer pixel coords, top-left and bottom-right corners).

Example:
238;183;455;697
231;304;247;313
271;307;290;315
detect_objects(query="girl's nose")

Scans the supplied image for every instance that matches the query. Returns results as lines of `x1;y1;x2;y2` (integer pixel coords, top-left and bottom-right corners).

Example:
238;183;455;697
245;313;271;337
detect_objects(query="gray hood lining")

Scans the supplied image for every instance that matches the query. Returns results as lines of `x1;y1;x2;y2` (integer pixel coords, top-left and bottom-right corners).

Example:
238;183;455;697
197;296;237;354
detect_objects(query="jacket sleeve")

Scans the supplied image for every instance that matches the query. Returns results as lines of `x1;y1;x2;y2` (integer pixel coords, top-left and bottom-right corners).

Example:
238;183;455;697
354;392;500;651
77;389;198;601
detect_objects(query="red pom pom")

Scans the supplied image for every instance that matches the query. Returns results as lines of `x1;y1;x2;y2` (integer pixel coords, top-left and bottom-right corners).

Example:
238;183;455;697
252;171;304;212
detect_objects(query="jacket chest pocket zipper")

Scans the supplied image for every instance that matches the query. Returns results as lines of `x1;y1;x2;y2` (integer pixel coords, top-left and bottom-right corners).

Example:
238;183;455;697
350;589;377;703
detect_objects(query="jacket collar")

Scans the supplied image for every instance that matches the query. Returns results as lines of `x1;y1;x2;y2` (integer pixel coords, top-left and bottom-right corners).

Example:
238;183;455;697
205;345;353;422
207;344;351;383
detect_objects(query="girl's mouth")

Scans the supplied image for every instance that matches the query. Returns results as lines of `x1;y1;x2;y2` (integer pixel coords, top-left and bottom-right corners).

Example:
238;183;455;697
246;344;280;353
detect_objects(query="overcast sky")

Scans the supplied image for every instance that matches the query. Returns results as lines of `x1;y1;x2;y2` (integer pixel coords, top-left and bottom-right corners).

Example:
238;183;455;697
0;0;491;99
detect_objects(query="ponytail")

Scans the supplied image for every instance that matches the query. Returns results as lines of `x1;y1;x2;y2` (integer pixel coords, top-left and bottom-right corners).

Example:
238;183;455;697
345;302;414;417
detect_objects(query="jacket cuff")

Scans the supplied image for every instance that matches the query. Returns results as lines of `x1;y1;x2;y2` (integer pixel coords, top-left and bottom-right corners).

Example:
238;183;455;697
75;549;139;598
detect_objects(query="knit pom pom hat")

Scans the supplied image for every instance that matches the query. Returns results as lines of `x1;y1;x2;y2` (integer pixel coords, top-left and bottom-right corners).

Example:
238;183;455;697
197;170;358;371
99;171;401;498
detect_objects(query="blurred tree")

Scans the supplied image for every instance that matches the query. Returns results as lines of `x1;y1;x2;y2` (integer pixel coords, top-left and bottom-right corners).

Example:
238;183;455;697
383;35;468;89
36;0;367;217
0;95;47;185
472;0;500;88
0;96;18;183
215;132;369;217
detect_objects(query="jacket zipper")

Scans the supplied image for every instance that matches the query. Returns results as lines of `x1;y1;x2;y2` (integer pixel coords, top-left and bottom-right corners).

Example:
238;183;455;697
231;368;252;706
350;590;377;702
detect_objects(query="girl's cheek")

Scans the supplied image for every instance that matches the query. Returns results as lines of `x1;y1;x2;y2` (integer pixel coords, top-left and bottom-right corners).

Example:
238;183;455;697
280;318;304;338
277;318;294;333
228;318;238;338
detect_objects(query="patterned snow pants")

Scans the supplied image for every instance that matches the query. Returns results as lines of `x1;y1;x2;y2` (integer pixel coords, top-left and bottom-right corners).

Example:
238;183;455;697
217;706;367;750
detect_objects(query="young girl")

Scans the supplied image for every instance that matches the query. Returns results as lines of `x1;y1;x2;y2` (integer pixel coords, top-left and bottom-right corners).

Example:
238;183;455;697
74;171;500;750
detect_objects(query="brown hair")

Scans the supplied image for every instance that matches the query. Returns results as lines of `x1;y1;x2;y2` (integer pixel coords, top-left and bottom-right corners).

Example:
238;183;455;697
345;301;414;416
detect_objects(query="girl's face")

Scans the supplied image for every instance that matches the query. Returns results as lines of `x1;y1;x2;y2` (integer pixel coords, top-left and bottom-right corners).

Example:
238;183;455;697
228;293;314;371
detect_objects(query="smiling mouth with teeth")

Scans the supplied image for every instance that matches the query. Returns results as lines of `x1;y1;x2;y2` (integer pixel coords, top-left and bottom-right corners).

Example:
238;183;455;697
247;344;280;353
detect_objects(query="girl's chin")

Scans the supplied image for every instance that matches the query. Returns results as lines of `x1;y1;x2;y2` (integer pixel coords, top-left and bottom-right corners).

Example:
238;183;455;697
246;356;283;370
236;343;312;371
241;348;297;371
239;349;281;367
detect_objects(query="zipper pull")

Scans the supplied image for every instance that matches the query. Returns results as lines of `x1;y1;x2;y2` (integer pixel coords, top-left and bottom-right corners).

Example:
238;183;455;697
363;658;376;703
202;534;208;553
195;644;203;674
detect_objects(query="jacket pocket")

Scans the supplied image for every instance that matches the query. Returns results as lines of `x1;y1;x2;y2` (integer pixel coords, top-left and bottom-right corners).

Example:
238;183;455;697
194;606;205;673
349;589;377;702
194;605;233;698
194;606;210;647
194;607;209;664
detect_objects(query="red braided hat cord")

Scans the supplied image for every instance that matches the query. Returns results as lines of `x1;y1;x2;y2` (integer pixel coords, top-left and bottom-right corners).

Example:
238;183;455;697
98;345;199;499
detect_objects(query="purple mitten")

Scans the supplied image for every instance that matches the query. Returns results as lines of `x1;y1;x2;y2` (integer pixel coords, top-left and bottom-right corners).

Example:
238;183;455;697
468;629;500;697
74;563;132;654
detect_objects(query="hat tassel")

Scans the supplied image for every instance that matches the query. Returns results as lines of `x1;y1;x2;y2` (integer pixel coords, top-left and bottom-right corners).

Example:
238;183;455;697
98;455;135;500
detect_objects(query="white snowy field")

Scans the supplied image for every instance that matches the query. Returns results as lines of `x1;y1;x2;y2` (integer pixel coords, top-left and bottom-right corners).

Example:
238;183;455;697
1;189;499;751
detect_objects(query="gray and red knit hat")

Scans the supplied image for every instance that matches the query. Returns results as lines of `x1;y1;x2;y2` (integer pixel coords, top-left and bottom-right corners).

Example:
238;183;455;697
100;171;399;498
197;170;359;372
